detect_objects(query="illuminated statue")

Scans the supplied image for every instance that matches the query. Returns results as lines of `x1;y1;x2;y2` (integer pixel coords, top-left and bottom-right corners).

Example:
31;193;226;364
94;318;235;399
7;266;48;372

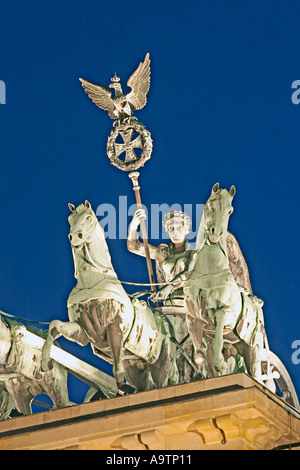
79;53;150;122
41;201;178;392
43;53;298;409
128;209;192;306
80;53;153;172
169;184;268;385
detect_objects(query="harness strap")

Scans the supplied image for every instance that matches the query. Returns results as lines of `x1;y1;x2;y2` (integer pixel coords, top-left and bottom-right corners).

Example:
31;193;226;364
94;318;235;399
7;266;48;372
0;310;50;325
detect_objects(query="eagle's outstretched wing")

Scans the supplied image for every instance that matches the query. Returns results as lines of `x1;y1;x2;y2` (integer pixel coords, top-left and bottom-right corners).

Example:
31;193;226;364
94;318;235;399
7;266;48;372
126;53;151;110
79;78;116;119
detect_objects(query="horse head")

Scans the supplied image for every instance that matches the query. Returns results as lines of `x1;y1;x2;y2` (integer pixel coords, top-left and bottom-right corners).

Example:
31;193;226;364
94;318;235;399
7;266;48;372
203;183;236;246
68;200;100;250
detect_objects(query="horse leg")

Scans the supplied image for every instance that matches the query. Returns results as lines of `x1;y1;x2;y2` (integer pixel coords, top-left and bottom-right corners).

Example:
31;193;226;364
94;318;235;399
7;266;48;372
41;320;89;372
186;317;206;366
234;339;252;374
235;339;266;385
5;377;41;416
184;288;206;366
213;309;228;374
0;385;15;420
148;339;171;389
237;334;276;393
41;364;70;409
206;341;218;377
105;319;125;390
123;358;154;392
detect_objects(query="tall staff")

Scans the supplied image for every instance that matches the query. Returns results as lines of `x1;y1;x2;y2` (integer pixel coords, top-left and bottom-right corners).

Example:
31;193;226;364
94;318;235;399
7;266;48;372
79;53;157;300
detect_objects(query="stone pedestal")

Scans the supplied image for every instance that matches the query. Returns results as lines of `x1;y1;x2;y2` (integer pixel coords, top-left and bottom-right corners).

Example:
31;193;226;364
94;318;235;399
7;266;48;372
0;373;299;450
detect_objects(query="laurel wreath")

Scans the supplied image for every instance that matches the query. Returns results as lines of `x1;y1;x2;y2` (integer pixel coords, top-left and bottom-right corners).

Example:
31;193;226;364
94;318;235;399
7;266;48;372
106;120;153;171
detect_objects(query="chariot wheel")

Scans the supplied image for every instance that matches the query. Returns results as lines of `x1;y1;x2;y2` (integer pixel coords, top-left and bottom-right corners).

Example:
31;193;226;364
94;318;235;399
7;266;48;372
260;349;299;409
106;120;153;171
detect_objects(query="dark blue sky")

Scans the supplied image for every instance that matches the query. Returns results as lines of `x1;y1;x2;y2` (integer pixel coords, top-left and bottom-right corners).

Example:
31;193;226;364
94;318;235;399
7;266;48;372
0;1;300;409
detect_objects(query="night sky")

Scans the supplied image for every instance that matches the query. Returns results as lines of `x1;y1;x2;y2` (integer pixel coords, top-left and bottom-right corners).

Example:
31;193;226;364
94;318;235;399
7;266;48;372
0;0;300;411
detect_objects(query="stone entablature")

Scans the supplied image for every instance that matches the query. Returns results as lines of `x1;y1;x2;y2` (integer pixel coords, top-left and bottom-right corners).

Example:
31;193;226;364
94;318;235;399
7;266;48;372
0;373;299;450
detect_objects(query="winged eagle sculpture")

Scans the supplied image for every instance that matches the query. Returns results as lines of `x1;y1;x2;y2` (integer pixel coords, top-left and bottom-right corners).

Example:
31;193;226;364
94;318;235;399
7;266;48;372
79;53;151;122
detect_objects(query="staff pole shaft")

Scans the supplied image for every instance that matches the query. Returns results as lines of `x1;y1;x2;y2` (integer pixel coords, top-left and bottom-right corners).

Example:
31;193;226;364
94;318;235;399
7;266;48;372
128;171;158;305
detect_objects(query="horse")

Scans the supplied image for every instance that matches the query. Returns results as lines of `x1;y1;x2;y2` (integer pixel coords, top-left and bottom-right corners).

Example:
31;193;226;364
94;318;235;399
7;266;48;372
0;315;70;417
41;201;178;392
182;183;267;385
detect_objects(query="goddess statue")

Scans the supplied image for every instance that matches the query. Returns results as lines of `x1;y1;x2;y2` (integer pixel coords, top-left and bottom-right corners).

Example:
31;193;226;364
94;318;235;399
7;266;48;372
127;209;193;306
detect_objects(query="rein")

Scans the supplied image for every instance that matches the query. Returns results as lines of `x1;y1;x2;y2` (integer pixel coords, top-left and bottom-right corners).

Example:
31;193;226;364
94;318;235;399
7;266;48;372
0;309;51;325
